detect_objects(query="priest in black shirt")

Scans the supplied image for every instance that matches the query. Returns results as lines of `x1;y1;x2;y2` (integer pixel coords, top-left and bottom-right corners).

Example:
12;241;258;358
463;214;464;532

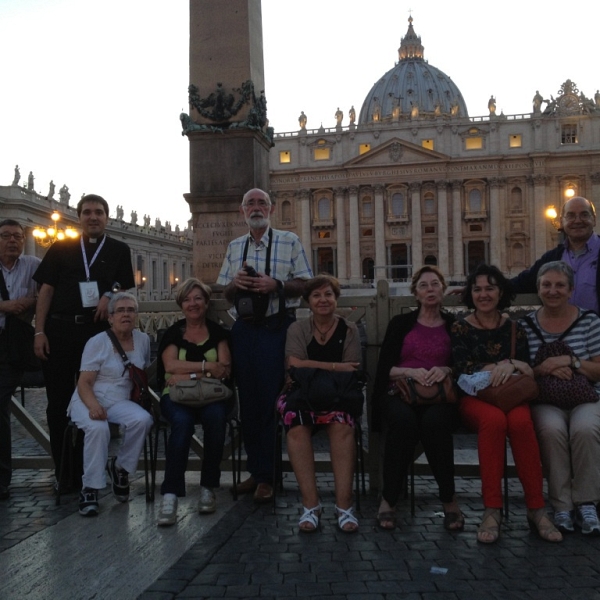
33;195;135;486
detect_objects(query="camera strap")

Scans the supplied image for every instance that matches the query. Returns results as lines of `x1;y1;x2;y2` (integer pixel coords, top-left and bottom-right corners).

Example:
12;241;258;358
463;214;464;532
241;228;286;325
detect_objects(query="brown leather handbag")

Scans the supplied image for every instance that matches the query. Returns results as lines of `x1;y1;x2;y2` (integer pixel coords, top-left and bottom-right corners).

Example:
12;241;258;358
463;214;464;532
392;375;457;406
477;321;539;413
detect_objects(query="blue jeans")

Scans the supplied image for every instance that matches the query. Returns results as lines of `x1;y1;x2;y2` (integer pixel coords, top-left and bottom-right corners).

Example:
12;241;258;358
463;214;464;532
160;394;227;496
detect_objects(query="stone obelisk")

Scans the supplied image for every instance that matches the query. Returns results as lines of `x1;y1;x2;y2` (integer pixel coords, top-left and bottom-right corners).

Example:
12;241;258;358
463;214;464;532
185;0;271;283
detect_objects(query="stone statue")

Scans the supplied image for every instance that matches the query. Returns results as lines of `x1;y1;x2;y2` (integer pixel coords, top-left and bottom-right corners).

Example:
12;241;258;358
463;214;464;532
298;111;307;129
130;210;138;225
488;95;496;115
349;106;356;124
27;171;34;190
155;218;162;229
175;224;180;233
59;184;70;205
532;90;544;113
165;220;172;232
48;180;55;200
116;205;124;220
12;165;20;186
596;90;600;107
335;107;343;127
144;214;151;228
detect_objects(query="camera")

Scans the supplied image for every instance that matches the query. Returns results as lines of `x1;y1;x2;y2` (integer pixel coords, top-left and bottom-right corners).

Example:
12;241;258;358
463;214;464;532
244;265;258;278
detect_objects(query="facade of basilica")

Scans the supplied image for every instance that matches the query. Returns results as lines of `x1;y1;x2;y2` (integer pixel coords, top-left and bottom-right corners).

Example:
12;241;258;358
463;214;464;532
268;18;600;286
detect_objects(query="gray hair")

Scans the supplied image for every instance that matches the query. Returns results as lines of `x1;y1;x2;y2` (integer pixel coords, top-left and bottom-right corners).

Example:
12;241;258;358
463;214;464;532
536;261;574;290
108;291;139;314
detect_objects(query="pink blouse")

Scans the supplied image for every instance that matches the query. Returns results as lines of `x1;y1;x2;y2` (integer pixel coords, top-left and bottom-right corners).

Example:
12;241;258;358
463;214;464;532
397;322;451;370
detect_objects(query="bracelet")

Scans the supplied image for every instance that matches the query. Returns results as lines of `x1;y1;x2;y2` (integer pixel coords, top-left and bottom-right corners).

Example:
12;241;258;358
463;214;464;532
34;332;45;337
332;363;336;371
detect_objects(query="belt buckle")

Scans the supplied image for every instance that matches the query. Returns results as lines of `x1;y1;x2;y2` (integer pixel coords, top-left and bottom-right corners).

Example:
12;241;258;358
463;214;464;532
74;315;86;325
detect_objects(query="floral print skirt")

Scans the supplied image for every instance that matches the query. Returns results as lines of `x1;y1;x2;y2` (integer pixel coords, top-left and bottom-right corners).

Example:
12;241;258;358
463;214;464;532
276;392;355;431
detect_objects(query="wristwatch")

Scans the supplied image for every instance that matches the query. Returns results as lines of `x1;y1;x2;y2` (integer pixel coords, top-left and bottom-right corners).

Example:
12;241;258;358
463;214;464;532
190;372;197;380
571;355;582;370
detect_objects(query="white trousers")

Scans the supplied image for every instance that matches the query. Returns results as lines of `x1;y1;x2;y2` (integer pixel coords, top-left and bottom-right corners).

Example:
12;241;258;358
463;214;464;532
531;401;600;511
69;399;154;490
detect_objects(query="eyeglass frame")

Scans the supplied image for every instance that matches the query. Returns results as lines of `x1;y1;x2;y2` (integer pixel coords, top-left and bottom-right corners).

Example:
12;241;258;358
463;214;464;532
0;232;25;241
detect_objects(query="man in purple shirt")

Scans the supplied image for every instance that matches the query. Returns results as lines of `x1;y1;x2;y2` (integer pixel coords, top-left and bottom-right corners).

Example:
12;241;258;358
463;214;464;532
511;197;600;313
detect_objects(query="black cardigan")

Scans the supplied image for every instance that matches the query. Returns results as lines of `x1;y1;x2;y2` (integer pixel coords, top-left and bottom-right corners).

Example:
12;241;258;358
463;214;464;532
370;309;455;432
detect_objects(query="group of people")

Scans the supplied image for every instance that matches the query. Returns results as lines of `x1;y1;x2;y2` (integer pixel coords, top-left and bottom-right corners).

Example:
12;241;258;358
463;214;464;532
2;189;600;542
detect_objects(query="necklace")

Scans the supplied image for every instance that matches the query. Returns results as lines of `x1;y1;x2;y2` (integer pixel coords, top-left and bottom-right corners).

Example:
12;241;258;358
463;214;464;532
472;310;501;330
313;317;337;342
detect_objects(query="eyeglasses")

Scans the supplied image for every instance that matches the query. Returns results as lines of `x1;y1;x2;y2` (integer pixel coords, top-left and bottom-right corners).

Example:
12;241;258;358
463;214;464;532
0;232;24;241
242;199;270;208
112;307;137;314
563;212;594;222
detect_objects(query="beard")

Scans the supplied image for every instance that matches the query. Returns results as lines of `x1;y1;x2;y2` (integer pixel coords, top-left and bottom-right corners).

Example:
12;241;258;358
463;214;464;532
246;212;270;230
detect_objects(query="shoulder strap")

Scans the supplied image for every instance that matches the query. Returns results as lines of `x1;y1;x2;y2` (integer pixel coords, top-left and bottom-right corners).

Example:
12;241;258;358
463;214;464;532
106;329;131;366
523;310;594;345
242;228;273;276
522;315;545;344
558;310;594;341
510;320;517;359
0;270;9;301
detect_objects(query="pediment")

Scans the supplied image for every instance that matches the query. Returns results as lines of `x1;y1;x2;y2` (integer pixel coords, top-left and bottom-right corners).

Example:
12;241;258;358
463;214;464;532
345;137;449;168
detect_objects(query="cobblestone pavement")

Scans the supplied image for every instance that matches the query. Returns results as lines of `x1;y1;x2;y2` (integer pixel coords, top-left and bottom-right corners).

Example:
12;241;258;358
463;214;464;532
140;473;600;600
5;390;600;599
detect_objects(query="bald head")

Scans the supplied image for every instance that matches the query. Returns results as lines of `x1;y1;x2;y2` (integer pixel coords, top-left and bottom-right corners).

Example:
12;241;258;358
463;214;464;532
561;196;596;247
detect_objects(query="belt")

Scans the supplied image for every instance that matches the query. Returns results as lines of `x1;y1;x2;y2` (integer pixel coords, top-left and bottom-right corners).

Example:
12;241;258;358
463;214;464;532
50;314;95;325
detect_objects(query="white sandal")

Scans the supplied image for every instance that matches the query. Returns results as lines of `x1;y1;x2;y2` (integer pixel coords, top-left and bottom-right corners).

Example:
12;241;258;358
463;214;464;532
335;505;358;533
299;504;322;533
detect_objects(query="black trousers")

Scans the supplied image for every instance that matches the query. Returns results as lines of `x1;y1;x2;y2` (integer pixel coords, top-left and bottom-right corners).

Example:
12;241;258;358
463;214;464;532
42;317;107;480
381;395;460;506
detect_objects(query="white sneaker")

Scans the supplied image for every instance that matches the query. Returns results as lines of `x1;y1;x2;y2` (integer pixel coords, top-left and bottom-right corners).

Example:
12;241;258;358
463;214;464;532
577;503;600;535
198;486;216;514
157;493;178;526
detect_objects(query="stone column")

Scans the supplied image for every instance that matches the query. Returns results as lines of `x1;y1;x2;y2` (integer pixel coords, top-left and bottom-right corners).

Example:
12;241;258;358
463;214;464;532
591;172;600;218
373;184;386;281
298;189;312;266
348;185;361;284
436;180;449;275
410;182;422;274
187;0;270;283
488;177;503;268
532;175;550;258
451;180;464;279
334;187;347;282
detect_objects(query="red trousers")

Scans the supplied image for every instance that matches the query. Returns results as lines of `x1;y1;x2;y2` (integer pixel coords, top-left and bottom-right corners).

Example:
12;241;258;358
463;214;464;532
459;396;545;509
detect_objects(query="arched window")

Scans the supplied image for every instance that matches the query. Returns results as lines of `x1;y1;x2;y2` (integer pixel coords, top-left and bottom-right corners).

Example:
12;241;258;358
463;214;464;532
424;255;437;265
512;242;525;266
510;187;523;213
423;193;435;215
318;197;330;220
362;197;373;218
392;192;405;216
281;200;292;222
469;189;482;213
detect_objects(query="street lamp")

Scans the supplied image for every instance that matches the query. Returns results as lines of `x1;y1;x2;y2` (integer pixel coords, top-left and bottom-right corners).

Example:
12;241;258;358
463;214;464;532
545;206;561;230
32;211;79;247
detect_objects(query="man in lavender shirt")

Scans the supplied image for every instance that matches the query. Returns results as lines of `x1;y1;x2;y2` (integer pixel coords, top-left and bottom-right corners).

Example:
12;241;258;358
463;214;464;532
511;197;600;313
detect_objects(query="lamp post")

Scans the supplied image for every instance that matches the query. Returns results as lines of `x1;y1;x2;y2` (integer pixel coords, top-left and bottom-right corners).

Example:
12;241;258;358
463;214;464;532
32;211;79;247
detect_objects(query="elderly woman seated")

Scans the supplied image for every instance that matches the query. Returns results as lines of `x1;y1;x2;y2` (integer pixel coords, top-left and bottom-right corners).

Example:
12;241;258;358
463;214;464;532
521;261;600;535
68;292;154;516
277;275;362;533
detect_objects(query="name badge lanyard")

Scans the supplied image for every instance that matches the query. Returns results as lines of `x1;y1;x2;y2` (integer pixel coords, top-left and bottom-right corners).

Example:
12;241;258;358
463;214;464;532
242;228;273;276
81;236;106;281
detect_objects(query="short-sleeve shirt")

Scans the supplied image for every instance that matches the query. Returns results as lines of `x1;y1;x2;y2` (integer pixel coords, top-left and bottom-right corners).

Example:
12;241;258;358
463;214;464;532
33;236;135;315
0;254;40;329
68;329;150;411
217;227;312;317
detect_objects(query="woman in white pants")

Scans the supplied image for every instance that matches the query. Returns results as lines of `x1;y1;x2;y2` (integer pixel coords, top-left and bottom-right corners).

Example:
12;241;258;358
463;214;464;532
68;292;154;516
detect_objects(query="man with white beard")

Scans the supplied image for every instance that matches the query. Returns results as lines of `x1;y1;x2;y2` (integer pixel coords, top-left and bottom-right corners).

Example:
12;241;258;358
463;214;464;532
218;188;312;502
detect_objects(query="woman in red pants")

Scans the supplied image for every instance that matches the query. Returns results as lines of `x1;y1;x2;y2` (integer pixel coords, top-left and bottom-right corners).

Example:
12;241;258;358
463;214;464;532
451;264;561;544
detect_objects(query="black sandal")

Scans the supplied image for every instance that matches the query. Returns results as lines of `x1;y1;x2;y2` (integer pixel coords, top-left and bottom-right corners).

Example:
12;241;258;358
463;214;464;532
443;511;465;531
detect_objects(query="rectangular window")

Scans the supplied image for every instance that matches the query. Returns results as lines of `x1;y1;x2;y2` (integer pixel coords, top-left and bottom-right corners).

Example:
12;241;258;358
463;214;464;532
465;137;483;150
361;228;373;237
318;231;331;239
314;147;331;161
421;139;434;150
279;151;291;164
424;226;435;234
359;143;371;155
561;124;578;144
509;134;522;148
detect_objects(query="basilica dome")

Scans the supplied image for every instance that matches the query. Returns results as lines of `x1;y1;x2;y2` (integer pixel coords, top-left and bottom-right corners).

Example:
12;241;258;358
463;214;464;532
358;17;469;124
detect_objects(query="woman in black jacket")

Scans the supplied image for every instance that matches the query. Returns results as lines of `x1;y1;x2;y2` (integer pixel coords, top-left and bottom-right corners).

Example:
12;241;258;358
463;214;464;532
372;266;462;531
